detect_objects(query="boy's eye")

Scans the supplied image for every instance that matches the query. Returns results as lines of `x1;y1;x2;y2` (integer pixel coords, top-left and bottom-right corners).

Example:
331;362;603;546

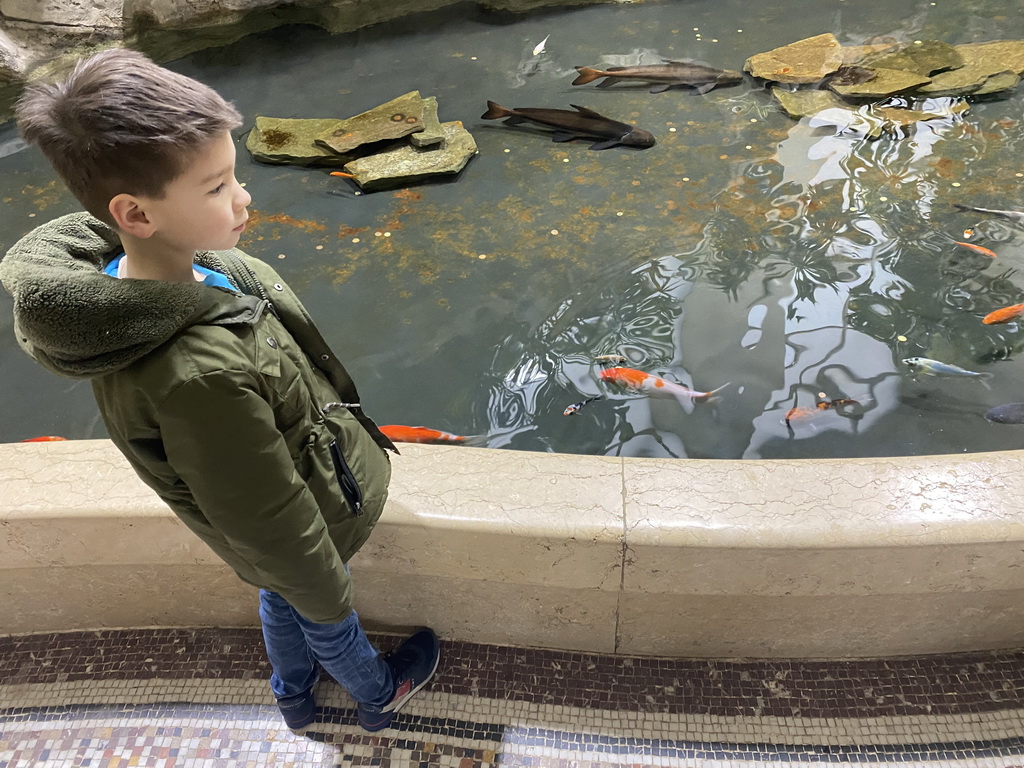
210;183;226;194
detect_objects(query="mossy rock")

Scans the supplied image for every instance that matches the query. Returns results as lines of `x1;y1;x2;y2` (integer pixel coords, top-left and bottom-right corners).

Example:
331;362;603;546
771;87;851;118
342;121;477;191
410;96;445;148
315;91;426;155
246;116;351;166
744;33;844;84
860;40;963;76
830;67;932;98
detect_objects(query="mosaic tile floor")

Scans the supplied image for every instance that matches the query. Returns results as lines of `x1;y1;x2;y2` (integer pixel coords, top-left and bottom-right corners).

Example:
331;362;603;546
1;628;1023;767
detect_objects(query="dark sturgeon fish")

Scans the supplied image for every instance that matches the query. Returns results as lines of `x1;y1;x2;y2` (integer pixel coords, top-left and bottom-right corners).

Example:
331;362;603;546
954;203;1024;223
481;101;655;150
985;403;1024;424
572;60;744;94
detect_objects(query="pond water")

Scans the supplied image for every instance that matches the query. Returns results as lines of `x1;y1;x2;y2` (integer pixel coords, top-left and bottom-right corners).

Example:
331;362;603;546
3;0;1024;459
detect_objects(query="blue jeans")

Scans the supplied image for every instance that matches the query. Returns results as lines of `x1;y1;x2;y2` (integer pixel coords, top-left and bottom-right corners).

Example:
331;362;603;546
258;589;394;707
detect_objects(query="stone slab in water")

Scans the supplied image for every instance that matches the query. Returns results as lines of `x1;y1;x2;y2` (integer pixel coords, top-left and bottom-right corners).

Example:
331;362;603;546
918;64;1017;96
343;120;477;190
315;90;427;155
744;33;844;83
410;96;445;148
829;67;932;98
860;40;963;76
771;87;850;117
245;116;350;165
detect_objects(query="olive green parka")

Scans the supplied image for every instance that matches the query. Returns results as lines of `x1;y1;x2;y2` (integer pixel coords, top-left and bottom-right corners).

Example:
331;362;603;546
0;212;396;624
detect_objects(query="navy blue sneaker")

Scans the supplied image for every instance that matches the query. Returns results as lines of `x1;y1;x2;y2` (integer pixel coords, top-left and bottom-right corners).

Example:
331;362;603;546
276;687;317;729
357;628;440;732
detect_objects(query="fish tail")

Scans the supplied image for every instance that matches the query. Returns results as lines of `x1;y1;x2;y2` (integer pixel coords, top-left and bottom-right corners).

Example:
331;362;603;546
481;100;514;120
460;434;490;448
572;66;607;86
695;382;732;404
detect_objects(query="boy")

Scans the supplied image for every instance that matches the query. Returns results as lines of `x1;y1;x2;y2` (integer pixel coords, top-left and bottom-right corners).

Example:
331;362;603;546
0;48;439;732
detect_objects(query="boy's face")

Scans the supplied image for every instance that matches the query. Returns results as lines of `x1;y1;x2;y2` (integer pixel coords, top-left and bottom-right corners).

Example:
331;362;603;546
141;131;251;253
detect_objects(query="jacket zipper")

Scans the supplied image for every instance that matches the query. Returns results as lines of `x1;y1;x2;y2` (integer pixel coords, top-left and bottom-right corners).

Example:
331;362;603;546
221;252;280;319
328;439;364;516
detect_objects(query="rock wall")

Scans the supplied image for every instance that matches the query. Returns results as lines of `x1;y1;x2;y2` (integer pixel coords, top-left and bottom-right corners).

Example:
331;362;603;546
0;0;617;97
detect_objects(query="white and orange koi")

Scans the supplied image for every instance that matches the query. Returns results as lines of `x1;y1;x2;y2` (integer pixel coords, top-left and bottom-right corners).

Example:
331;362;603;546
598;366;729;412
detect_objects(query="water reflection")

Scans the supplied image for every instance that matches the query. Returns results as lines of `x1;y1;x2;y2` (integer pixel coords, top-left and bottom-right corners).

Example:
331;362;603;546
479;79;1024;459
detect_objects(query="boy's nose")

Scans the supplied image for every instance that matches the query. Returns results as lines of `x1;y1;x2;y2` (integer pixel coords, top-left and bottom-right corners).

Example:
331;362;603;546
236;182;252;209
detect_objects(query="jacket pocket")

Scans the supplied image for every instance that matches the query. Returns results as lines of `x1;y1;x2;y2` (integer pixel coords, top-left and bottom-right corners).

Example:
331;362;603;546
328;439;364;516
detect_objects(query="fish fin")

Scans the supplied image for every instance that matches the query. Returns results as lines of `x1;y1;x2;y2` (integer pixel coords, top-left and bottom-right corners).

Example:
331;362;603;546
587;139;620;150
481;100;514;120
460;434;490;447
551;131;577;142
695;82;717;95
502;115;529;126
571;66;606;85
595;78;617;88
570;104;606;119
978;372;995;389
605;66;629;72
648;84;674;94
694;382;732;404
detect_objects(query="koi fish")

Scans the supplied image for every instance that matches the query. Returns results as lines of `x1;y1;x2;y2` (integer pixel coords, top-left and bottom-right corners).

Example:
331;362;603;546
953;240;997;258
571;60;744;94
378;425;482;446
902;357;993;381
962;227;976;240
329;171;357;178
816;397;860;411
532;35;550;57
481;101;655;150
20;436;67;442
598;366;729;412
784;406;817;426
563;395;603;416
983;303;1024;325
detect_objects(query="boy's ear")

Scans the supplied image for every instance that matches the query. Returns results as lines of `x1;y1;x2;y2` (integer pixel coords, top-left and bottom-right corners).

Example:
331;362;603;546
108;193;155;238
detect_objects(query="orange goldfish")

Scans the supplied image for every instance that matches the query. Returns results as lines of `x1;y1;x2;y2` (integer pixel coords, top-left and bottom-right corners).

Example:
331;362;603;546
784;407;817;426
983;303;1024;325
598;366;729;412
20;435;67;442
953;240;997;258
329;171;357;178
379;425;477;445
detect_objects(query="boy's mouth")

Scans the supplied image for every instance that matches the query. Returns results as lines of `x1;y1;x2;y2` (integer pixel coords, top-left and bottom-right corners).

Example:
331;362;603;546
232;220;247;233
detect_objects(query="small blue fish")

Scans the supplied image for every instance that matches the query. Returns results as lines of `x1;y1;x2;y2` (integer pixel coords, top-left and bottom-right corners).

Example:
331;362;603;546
902;357;993;382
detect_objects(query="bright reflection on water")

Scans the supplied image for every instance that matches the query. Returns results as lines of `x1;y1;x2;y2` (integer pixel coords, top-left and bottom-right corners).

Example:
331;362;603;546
2;0;1024;459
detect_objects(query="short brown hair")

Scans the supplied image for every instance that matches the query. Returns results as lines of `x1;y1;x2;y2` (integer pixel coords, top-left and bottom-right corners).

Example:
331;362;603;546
15;48;243;226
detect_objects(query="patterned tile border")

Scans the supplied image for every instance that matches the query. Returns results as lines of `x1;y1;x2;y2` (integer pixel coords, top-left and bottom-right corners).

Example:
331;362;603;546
3;629;1024;767
2;629;1023;720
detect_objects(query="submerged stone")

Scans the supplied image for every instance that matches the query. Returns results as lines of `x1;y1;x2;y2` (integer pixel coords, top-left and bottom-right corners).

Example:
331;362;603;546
342;121;477;191
245;116;350;165
829;67;932;98
771;87;851;118
316;90;426;155
860;40;963;76
841;43;899;65
410;96;445;148
918;64;1018;96
744;33;844;84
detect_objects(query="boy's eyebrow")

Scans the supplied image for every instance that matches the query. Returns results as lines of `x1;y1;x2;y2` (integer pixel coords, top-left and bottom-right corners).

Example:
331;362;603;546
199;165;233;185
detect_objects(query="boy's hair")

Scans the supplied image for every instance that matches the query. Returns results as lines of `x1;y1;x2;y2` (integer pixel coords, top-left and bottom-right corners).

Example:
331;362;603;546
15;48;243;227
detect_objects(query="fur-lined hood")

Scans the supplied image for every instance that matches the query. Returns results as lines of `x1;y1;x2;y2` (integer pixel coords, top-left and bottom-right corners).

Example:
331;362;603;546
0;212;262;379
